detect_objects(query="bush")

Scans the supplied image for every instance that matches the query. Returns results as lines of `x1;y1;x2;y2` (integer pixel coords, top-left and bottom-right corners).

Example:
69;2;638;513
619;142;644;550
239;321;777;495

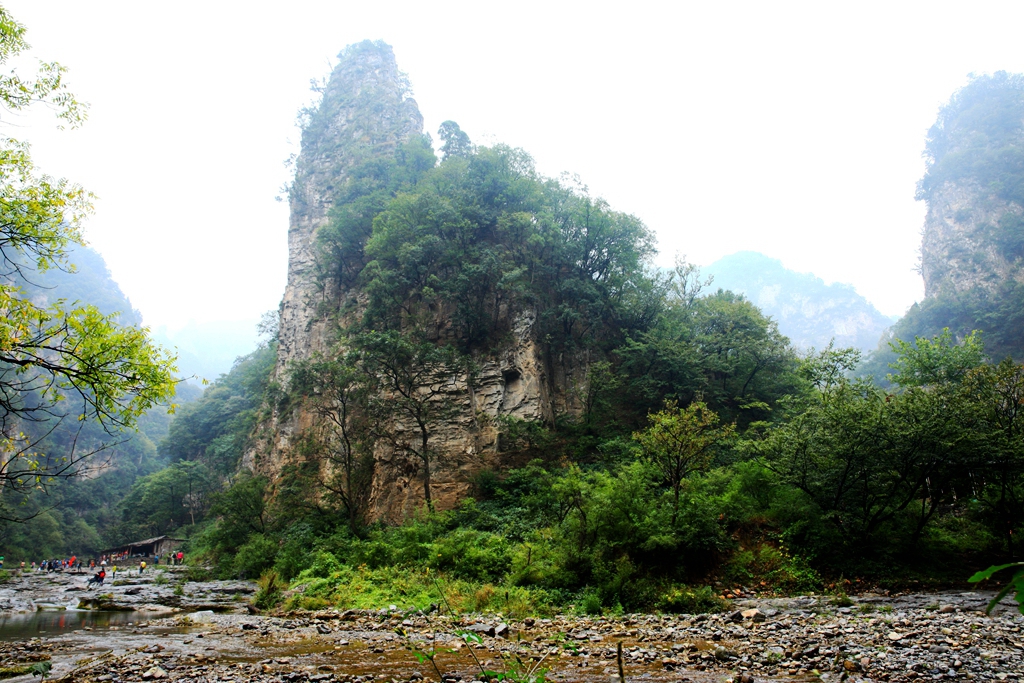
431;529;510;582
658;585;728;614
184;566;212;582
274;523;318;580
230;534;278;580
723;543;821;593
579;589;603;615
254;570;284;610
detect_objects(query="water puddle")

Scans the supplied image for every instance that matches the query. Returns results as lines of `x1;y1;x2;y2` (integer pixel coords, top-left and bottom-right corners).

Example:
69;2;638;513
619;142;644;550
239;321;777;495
0;611;160;640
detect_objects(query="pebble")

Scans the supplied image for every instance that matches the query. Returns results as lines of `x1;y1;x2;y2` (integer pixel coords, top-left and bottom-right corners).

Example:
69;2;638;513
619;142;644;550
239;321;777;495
0;580;1021;683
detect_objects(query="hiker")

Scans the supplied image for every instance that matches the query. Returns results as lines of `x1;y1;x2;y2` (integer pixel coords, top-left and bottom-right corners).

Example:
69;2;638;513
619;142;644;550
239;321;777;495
138;559;146;575
86;569;106;586
111;564;118;579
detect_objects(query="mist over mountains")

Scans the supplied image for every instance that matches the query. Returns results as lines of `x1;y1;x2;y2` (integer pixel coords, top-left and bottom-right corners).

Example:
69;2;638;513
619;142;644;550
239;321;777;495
705;251;895;352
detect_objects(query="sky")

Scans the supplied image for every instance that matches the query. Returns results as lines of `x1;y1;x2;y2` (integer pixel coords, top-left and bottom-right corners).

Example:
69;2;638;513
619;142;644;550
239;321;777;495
6;1;1024;336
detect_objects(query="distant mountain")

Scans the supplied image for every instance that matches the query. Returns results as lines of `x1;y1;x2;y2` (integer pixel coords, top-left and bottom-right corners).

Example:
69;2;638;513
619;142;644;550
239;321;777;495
152;319;262;384
704;251;894;352
15;245;143;326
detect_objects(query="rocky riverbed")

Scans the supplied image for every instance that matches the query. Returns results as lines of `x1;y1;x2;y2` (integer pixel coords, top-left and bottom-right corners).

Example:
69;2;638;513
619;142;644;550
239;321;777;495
0;569;1021;683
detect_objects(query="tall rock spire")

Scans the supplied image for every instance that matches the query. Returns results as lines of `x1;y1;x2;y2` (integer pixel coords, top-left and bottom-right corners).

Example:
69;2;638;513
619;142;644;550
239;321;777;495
278;40;423;369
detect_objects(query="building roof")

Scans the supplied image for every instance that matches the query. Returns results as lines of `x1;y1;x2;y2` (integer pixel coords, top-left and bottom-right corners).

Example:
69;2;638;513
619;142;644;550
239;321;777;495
101;535;185;554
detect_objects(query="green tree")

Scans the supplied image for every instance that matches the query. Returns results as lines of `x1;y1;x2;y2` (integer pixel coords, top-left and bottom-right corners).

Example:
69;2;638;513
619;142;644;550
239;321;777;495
356;331;466;511
119;460;215;534
633;400;734;524
751;344;976;551
290;354;374;533
438;120;472;159
0;8;176;508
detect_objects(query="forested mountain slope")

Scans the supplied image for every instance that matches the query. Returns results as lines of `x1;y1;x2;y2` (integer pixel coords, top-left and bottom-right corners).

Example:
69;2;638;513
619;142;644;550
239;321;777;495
883;72;1024;362
0;245;193;558
122;47;1024;613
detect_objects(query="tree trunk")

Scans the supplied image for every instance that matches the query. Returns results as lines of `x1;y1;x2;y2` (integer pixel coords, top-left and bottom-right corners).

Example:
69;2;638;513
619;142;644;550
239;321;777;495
421;428;433;512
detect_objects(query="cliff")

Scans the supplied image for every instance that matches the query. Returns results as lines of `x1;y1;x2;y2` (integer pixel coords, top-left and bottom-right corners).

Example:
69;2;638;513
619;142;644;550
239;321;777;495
247;42;592;522
277;41;423;371
871;71;1024;365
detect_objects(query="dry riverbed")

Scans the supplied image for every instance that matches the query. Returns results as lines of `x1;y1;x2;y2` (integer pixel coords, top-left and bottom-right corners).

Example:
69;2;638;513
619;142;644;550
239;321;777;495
0;570;1022;683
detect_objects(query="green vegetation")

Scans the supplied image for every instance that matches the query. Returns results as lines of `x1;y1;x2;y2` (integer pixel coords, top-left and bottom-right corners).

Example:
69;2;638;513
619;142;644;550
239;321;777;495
0;7;178;557
869;72;1024;369
918;71;1024;208
171;100;1024;614
6;22;1024;620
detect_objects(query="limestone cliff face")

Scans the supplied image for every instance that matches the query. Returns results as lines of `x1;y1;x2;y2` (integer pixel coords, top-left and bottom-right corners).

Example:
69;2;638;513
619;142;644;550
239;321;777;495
248;41;587;522
920;181;1024;297
277;41;423;371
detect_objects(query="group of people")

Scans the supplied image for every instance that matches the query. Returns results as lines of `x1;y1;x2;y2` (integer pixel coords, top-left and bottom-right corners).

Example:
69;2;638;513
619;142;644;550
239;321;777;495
22;549;187;582
34;556;82;572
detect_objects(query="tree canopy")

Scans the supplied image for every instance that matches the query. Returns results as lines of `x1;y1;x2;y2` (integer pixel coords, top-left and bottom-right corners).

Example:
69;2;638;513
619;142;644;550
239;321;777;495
0;7;176;508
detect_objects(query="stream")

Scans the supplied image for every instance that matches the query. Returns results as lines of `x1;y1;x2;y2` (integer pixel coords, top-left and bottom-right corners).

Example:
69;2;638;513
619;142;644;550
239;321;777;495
0;569;1020;683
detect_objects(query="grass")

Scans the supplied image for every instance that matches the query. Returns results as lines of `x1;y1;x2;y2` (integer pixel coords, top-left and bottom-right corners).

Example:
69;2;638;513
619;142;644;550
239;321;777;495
285;563;557;617
0;664;35;679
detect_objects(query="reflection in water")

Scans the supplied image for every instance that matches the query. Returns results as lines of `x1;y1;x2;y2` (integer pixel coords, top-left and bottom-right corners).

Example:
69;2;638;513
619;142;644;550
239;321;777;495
0;611;156;640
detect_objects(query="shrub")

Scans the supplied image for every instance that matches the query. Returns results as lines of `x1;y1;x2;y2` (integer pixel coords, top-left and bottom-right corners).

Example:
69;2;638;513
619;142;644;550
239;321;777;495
184;566;212;582
579;589;603;616
431;529;510;582
658;585;728;614
230;534;278;580
254;570;284;610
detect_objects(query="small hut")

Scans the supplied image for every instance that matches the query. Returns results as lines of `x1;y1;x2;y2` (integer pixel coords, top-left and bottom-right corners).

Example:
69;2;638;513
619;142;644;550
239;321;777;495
102;535;184;559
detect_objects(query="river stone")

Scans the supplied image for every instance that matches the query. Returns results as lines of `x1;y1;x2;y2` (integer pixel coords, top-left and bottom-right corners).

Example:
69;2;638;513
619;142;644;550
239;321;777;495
466;623;495;637
142;667;167;679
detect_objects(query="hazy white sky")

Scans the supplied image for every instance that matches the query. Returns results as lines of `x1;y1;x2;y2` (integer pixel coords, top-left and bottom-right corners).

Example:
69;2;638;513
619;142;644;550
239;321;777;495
6;1;1024;329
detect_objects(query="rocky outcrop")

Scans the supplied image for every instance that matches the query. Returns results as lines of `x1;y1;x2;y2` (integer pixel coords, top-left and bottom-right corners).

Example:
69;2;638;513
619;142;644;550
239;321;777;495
920;180;1024;297
249;42;587;522
277;41;423;372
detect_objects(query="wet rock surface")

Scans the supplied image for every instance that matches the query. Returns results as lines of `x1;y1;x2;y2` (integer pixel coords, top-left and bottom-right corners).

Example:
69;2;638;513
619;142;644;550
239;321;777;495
0;580;1022;683
0;567;254;614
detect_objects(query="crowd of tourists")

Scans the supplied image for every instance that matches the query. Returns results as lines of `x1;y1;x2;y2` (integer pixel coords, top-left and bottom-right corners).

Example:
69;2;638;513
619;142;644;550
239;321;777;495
21;550;186;576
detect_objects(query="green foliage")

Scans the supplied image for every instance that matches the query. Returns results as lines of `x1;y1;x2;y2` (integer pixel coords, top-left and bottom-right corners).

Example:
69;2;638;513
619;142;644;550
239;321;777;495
969;562;1024;615
160;345;277;475
28;661;51;681
658;585;727;614
118;460;215;535
888;328;984;387
634;400;735;522
254;569;284;610
231;533;278;580
359;144;655;353
869;282;1024;368
919;72;1024;208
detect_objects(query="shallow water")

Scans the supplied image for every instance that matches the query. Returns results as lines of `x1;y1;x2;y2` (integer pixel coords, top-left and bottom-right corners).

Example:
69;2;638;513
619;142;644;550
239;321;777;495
0;610;158;641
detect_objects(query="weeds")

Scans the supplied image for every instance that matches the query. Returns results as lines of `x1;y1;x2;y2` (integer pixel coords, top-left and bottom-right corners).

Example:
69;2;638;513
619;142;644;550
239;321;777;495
254;570;283;611
184;566;212;583
29;662;50;681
